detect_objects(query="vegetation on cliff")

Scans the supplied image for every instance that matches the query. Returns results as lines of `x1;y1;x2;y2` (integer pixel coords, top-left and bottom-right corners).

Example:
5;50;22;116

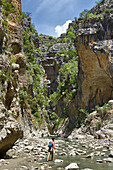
0;0;113;139
22;13;49;126
21;10;80;133
21;0;113;136
44;22;79;133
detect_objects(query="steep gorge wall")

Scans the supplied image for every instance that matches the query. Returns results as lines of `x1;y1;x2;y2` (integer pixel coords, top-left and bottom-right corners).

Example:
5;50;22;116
76;0;113;110
0;0;29;157
58;0;113;137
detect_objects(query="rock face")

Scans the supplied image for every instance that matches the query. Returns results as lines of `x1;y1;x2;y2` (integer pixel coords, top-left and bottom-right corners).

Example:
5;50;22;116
0;0;24;157
57;0;113;137
0;102;23;158
41;43;71;94
76;0;113;110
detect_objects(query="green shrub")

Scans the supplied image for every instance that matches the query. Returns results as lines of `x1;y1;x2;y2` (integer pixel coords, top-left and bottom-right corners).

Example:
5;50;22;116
104;8;112;14
79;9;88;18
87;13;101;19
2;0;14;13
95;103;111;115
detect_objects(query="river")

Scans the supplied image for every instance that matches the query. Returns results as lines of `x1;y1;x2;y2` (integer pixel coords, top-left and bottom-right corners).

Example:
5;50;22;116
0;136;113;170
41;137;113;170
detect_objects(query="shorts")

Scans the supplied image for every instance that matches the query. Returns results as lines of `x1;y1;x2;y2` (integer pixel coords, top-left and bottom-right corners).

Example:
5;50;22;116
48;148;53;154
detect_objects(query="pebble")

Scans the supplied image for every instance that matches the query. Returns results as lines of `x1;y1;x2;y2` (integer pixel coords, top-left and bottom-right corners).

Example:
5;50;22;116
54;159;63;163
21;166;29;169
96;159;103;163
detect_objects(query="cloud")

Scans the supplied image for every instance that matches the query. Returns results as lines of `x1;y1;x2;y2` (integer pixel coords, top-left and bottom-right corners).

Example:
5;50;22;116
55;20;72;37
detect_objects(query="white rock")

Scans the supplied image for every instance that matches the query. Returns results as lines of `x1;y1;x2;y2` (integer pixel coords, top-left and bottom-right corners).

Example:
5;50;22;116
65;163;79;170
103;158;113;163
95;151;101;156
59;152;67;156
96;159;103;163
12;63;19;70
100;152;105;156
109;150;113;157
55;159;63;163
85;154;94;158
21;166;29;169
40;166;45;170
25;146;34;150
108;100;113;109
32;167;38;170
69;151;76;156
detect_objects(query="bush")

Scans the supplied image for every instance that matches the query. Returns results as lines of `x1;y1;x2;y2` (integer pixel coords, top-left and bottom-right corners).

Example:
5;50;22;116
95;103;111;115
80;9;88;18
104;8;112;14
87;13;101;19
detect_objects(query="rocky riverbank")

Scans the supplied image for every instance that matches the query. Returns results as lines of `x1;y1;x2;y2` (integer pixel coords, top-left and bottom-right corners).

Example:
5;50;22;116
1;133;113;170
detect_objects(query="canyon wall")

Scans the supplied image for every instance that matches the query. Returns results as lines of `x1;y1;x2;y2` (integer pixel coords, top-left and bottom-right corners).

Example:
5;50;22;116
58;0;113;137
0;0;113;151
0;0;25;157
76;0;113;110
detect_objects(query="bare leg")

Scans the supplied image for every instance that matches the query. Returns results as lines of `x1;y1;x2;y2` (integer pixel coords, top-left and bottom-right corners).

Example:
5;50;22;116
51;151;53;161
47;152;50;161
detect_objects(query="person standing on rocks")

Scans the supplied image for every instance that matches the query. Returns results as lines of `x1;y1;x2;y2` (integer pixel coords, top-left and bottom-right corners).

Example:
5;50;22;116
47;137;56;161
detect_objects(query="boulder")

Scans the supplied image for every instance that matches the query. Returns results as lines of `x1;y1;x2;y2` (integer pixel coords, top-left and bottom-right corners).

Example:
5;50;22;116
103;158;113;163
0;102;23;158
65;163;79;170
108;100;113;109
109;151;113;158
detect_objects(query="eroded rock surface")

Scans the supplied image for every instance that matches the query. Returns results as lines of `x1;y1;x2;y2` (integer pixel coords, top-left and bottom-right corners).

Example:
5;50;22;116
0;0;24;157
0;101;23;158
60;0;113;137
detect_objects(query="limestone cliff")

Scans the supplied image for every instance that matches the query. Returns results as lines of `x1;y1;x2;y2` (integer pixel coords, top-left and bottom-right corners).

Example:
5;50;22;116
76;0;113;110
56;0;113;137
41;43;72;94
0;0;113;151
0;0;24;157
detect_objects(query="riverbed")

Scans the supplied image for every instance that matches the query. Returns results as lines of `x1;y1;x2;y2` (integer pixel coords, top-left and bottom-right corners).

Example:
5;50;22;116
0;135;113;170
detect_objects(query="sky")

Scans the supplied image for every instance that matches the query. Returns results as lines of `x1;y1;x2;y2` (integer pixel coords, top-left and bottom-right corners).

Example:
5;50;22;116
21;0;97;37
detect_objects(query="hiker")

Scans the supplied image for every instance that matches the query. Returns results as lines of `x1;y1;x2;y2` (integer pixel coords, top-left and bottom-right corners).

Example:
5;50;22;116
47;137;56;161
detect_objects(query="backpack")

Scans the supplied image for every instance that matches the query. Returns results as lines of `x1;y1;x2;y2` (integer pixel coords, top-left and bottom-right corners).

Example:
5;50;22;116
48;142;52;148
